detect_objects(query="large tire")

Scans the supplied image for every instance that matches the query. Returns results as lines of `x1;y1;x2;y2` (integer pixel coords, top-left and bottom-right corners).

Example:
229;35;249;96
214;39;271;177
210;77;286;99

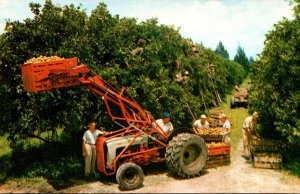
165;133;208;178
116;162;144;190
230;97;235;108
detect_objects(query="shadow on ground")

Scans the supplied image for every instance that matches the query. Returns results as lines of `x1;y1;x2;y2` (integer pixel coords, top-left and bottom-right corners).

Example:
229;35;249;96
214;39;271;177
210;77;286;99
0;143;174;191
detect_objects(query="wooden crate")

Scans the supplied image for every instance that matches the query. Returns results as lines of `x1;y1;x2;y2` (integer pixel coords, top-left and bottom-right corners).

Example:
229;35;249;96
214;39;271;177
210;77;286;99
207;117;234;130
21;58;79;92
208;144;230;155
205;154;230;169
250;138;285;153
253;152;282;169
205;144;231;169
207;117;223;127
200;134;224;142
253;162;282;169
253;152;282;163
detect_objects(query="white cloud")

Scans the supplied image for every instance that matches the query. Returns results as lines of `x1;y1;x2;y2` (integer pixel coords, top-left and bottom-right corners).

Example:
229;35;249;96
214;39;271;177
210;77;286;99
101;0;293;58
0;0;35;33
0;0;294;59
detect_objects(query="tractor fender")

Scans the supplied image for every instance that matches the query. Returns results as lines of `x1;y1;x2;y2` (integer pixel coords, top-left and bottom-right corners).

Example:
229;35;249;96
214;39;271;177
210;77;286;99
166;127;194;143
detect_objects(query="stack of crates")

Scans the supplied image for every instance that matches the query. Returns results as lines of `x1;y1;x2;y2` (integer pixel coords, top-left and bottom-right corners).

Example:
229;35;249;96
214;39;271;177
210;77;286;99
250;138;284;169
207;108;223;128
193;108;233;169
205;143;231;169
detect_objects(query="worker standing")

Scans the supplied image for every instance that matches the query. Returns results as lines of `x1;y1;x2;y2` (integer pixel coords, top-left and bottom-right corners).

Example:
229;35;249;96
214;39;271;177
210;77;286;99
234;84;240;92
193;114;209;129
154;112;174;134
242;112;259;163
82;121;104;176
174;59;183;83
220;113;231;143
247;81;252;91
182;70;190;83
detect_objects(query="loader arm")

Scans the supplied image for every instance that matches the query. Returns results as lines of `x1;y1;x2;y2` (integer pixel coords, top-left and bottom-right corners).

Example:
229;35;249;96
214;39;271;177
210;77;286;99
21;58;169;140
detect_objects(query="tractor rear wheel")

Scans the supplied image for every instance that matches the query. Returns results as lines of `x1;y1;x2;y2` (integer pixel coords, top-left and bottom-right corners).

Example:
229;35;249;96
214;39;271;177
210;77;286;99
116;162;144;190
165;133;208;178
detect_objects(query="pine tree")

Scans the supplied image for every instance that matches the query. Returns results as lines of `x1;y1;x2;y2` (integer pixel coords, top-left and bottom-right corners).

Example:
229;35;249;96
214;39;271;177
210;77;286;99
215;41;229;59
234;45;249;73
249;56;254;64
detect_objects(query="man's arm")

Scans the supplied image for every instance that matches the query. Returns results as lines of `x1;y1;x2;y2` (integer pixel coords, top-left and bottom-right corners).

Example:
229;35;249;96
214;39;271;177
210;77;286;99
223;128;231;135
244;120;251;135
252;123;260;138
96;129;109;136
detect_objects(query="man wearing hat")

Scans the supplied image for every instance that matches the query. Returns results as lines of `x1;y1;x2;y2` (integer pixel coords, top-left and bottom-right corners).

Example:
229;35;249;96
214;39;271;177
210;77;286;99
82;121;108;176
183;70;190;83
194;114;209;129
220;113;231;143
154;112;174;134
242;111;259;162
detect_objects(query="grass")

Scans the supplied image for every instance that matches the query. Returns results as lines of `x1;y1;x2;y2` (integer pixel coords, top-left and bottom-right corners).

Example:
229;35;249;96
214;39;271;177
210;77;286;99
0;133;86;190
0;135;12;157
0;135;12;183
220;95;248;151
219;79;250;151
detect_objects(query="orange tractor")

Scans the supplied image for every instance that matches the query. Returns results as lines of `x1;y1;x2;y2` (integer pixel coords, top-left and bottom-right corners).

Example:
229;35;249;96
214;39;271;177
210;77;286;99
21;57;208;190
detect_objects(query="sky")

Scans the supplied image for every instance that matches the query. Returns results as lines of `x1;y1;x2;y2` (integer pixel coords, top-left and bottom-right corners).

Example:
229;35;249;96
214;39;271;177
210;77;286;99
0;0;294;59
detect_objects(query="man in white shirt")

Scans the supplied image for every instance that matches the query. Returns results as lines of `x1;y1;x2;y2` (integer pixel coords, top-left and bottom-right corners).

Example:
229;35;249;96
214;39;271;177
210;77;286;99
194;114;209;129
220;113;231;143
82;121;105;176
242;112;259;162
154;112;174;134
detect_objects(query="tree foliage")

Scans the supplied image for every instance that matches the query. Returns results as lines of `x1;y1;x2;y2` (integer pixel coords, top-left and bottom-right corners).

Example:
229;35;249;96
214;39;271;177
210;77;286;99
215;41;229;59
249;2;300;144
0;1;245;148
234;45;250;75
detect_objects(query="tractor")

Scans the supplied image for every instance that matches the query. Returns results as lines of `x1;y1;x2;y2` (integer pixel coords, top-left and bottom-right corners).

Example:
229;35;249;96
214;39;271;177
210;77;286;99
230;87;248;108
21;57;208;190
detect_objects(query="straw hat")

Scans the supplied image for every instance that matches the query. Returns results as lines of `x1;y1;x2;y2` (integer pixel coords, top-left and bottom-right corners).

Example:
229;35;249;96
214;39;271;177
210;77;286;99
252;111;259;117
220;113;226;118
200;114;207;119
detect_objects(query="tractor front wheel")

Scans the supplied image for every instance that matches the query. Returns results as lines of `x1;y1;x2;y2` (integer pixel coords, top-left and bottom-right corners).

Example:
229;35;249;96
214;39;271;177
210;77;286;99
116;162;144;190
165;133;208;178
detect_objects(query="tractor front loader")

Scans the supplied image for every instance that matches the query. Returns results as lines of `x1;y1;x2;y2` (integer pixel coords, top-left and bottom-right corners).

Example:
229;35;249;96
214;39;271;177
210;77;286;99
21;57;208;190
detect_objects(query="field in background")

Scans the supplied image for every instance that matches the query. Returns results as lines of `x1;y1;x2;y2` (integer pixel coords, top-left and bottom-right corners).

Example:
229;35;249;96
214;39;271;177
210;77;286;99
220;79;250;151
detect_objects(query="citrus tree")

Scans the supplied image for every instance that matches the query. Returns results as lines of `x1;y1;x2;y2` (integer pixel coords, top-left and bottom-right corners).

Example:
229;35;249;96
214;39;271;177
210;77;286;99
0;0;245;148
249;1;300;144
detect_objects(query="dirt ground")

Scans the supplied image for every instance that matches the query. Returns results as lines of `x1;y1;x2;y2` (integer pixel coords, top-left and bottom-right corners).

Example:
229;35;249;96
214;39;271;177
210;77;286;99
1;139;299;193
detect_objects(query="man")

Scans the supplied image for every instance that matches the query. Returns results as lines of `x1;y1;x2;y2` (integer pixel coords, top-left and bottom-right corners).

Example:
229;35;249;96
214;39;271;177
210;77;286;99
82;121;107;176
234;84;240;92
191;43;199;53
131;38;145;56
220;113;231;143
183;70;190;83
174;59;183;83
242;111;259;163
154;112;174;134
194;114;209;129
247;81;252;91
